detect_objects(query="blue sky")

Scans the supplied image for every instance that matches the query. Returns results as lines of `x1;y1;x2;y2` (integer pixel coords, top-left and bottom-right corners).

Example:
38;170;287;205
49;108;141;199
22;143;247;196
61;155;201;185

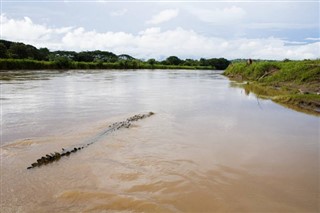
1;0;319;60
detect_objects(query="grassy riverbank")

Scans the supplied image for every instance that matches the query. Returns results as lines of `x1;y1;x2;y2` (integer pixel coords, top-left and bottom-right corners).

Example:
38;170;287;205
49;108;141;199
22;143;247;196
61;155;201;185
224;60;320;115
0;59;212;71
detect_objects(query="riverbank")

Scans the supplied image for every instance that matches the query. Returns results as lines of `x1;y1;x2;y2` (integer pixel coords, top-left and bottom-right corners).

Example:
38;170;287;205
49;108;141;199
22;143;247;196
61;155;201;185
0;59;212;71
0;39;231;71
224;60;320;115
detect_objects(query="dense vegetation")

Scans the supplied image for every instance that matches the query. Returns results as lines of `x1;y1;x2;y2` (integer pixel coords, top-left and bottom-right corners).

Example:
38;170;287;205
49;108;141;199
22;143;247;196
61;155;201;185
0;40;230;70
224;60;320;115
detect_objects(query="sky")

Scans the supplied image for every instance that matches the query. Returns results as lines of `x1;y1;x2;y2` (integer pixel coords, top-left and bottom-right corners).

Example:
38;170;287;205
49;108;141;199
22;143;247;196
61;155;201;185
0;0;319;60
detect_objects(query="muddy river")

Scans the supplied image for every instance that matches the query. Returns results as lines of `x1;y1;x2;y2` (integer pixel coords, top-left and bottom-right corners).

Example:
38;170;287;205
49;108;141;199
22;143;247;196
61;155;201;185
1;70;319;212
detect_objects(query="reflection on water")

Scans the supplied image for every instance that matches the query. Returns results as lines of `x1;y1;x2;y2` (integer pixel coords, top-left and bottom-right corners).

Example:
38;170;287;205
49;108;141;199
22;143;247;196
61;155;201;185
1;70;319;212
230;81;320;115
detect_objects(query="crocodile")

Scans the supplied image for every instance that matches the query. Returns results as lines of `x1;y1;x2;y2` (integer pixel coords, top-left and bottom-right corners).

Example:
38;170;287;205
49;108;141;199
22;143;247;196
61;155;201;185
27;112;154;170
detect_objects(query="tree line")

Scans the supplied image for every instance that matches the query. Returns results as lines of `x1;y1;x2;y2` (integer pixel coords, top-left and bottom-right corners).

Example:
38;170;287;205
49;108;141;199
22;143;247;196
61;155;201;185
0;39;230;70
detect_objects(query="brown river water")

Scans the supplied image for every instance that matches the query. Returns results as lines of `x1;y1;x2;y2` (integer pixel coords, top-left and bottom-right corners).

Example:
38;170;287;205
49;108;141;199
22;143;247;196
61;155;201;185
1;70;319;212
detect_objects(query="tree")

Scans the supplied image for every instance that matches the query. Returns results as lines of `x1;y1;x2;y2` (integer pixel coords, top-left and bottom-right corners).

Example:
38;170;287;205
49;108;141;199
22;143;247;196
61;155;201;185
8;43;28;59
118;60;128;69
25;45;40;59
130;60;140;69
147;58;156;66
75;51;94;62
37;48;50;61
54;56;72;69
199;58;209;66
165;56;182;65
213;58;230;70
0;43;8;58
184;59;199;66
0;40;13;49
204;58;230;70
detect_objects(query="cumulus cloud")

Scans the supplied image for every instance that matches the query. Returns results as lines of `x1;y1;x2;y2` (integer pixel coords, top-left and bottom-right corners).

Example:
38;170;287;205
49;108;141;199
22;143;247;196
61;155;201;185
146;9;179;25
1;15;319;60
0;14;72;47
187;6;246;24
61;27;135;51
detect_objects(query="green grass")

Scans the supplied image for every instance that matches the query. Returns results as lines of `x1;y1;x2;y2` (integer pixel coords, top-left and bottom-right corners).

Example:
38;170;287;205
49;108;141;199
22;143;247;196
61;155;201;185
225;60;319;82
224;60;320;115
0;59;54;70
0;59;212;70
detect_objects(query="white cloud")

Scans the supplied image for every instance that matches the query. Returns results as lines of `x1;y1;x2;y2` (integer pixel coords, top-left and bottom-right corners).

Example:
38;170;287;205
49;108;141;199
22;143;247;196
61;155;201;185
1;15;319;60
305;37;320;41
61;27;135;50
110;8;128;17
284;41;307;45
139;27;161;35
246;23;318;30
60;27;320;60
0;14;73;44
187;6;246;24
146;9;179;25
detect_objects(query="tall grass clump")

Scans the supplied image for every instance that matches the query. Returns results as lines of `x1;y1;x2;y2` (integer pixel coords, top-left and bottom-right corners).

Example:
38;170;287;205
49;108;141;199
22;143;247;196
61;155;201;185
0;59;54;70
224;60;320;84
224;61;281;80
